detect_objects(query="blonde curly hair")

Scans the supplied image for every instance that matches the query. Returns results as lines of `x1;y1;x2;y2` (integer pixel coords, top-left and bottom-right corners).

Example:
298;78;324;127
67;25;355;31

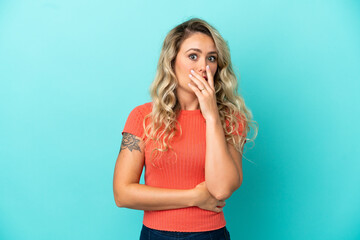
139;17;258;167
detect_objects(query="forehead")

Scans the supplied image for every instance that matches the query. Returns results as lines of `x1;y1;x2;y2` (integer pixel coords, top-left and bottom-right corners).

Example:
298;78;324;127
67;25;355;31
179;33;217;52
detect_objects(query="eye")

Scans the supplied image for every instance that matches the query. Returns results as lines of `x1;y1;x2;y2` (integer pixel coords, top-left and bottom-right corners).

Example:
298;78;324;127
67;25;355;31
189;54;217;62
189;54;197;60
208;56;217;62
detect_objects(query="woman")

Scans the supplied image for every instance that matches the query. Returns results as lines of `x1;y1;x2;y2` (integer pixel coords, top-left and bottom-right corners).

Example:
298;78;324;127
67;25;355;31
113;17;257;240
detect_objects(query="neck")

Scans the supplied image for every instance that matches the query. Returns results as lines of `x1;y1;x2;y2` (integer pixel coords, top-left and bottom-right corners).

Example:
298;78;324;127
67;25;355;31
175;88;200;111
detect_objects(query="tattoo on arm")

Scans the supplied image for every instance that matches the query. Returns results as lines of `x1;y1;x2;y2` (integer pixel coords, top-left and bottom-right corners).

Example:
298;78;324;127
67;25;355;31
120;132;142;153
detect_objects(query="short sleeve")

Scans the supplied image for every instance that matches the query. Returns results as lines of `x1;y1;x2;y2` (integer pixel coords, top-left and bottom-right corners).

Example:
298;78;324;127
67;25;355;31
122;106;145;139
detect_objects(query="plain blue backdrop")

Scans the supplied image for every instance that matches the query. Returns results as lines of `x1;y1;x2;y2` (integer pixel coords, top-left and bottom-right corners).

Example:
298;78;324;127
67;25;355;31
1;0;359;239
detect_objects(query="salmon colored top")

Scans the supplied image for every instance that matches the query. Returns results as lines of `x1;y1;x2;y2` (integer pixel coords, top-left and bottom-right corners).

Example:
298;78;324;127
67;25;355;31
121;102;245;232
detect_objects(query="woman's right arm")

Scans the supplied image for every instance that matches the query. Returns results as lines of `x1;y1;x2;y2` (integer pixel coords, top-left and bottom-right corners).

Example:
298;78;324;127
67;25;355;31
113;132;224;212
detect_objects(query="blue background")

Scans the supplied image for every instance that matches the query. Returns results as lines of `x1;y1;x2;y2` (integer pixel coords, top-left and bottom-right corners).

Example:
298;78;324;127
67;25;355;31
1;0;359;239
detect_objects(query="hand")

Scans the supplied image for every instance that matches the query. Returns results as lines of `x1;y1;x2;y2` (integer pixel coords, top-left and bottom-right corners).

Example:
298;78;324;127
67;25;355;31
188;65;220;122
193;181;226;213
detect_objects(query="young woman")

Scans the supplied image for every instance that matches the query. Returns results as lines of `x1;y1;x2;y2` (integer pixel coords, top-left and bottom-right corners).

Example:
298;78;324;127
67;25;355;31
113;17;257;240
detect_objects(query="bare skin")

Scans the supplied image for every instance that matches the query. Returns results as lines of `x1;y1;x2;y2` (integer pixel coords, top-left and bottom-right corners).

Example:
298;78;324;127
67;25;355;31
174;32;218;112
119;132;142;153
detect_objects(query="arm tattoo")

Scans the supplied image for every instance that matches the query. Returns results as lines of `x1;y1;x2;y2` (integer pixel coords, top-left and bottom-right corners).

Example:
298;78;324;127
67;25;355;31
120;132;142;153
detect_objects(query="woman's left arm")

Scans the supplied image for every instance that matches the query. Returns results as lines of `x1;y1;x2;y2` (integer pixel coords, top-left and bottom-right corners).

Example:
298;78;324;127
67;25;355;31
205;116;243;201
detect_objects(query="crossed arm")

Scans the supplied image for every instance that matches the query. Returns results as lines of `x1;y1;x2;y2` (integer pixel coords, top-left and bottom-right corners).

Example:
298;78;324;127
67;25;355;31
113;126;243;210
113;132;198;210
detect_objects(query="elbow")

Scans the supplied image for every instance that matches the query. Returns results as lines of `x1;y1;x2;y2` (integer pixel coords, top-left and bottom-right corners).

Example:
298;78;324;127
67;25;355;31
114;194;123;208
213;178;243;201
113;188;127;208
114;196;128;208
211;187;233;201
114;197;124;208
214;191;232;201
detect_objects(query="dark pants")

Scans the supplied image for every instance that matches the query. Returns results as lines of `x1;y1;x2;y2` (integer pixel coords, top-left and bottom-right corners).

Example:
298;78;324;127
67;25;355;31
139;224;231;240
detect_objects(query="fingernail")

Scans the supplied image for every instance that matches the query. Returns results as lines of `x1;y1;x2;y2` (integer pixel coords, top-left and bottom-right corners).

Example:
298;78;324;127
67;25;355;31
191;69;194;73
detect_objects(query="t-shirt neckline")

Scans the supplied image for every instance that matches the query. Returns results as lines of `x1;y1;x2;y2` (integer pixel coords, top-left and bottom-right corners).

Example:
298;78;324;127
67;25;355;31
179;109;202;116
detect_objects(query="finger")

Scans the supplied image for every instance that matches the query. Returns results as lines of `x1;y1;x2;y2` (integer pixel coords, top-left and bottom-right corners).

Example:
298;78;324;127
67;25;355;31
206;65;215;90
189;73;205;91
190;70;211;91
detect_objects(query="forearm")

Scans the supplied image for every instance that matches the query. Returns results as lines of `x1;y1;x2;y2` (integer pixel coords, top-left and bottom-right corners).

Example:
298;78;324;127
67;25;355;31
205;116;240;200
115;183;197;211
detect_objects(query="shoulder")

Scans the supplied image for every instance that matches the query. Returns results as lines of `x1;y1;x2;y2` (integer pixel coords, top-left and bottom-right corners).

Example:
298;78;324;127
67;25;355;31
122;102;153;139
129;101;153;117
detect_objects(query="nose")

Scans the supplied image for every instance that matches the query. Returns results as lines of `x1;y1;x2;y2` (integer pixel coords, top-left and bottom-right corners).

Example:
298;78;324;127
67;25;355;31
196;59;207;74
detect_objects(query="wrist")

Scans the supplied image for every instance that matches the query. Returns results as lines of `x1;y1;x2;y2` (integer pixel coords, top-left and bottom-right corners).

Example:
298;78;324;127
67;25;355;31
188;188;199;207
205;114;221;125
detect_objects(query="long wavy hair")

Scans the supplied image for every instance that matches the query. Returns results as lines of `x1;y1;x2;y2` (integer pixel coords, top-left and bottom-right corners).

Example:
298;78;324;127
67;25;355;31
140;17;258;168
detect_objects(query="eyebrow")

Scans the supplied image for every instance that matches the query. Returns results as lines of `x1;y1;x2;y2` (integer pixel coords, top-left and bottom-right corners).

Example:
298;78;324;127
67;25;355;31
185;48;218;55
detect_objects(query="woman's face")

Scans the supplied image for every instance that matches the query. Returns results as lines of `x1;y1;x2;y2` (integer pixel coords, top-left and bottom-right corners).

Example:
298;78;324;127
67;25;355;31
174;32;218;93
